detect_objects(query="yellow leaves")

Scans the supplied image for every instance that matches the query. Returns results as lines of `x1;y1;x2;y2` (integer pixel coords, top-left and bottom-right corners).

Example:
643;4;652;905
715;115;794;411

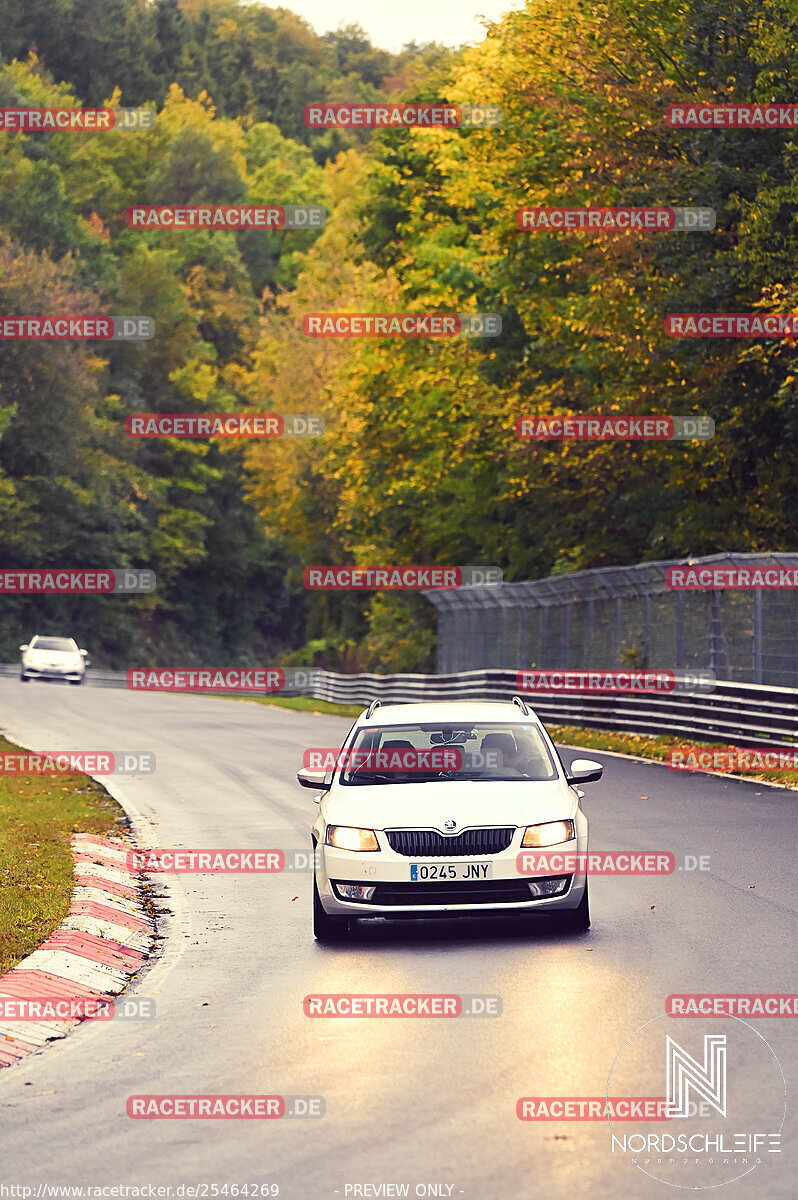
215;18;241;46
195;90;217;118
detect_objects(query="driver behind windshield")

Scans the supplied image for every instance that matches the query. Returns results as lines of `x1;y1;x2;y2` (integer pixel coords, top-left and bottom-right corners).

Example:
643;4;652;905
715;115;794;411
341;723;555;783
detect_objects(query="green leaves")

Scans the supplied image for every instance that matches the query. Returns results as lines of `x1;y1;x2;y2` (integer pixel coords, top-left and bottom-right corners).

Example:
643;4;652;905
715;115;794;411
2;1;798;671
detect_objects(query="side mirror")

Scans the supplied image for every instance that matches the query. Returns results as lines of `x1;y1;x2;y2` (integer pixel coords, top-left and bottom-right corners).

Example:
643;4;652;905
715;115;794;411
79;649;89;657
19;644;28;652
296;768;331;792
566;758;603;785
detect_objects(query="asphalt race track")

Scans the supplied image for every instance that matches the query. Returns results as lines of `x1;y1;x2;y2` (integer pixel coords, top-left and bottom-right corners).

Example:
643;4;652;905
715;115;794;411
1;678;796;1198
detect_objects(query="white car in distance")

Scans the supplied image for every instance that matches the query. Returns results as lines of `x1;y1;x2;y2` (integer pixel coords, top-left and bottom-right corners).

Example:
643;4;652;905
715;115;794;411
19;635;90;685
297;697;603;941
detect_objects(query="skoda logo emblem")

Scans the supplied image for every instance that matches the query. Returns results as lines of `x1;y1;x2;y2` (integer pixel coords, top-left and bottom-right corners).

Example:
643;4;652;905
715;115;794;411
444;819;457;830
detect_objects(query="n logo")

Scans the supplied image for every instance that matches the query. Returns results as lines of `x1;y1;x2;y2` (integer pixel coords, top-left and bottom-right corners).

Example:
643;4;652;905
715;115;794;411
666;1035;727;1118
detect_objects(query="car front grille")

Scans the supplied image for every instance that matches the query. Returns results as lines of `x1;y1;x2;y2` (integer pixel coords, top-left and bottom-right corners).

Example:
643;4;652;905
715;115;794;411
384;827;515;857
369;880;534;906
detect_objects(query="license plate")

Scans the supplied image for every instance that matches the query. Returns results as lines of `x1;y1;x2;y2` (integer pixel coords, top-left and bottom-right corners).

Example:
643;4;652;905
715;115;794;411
410;862;493;881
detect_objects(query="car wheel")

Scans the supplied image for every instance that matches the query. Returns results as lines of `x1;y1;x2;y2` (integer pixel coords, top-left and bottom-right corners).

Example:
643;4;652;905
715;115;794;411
69;677;84;686
20;673;30;683
556;879;590;932
313;873;349;943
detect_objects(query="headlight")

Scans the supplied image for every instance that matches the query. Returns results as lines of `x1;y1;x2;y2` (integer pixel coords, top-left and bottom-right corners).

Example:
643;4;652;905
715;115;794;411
521;819;574;847
325;825;379;852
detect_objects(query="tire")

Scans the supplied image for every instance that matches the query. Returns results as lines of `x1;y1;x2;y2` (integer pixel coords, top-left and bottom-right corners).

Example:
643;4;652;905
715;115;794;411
556;879;590;932
69;677;84;686
313;873;349;943
19;674;30;683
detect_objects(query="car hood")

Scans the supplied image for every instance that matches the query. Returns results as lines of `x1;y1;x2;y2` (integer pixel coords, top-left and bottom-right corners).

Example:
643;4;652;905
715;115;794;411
322;777;576;831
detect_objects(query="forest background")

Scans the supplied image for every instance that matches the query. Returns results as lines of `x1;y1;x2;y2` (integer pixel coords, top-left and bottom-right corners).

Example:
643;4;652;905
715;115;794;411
0;0;794;672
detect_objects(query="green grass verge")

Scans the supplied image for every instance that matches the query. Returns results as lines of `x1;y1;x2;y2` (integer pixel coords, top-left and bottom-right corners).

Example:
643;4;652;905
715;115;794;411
0;733;125;975
547;724;798;789
224;693;364;719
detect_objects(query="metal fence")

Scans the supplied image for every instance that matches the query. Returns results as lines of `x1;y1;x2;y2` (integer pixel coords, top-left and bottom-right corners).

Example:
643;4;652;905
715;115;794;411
425;552;798;687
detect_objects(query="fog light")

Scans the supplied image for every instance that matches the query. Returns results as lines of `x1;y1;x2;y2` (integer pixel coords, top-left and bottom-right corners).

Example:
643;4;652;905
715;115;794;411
527;875;570;897
334;882;377;901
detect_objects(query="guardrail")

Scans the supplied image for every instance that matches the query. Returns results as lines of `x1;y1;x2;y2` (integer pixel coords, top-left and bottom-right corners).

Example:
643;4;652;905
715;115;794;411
302;670;798;748
3;664;797;748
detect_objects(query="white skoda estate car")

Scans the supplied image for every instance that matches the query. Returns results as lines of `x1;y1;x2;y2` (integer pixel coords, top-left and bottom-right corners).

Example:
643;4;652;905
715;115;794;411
297;698;603;941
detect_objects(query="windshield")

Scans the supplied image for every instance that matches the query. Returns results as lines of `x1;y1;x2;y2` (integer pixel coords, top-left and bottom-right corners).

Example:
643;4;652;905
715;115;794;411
339;722;558;785
31;637;77;652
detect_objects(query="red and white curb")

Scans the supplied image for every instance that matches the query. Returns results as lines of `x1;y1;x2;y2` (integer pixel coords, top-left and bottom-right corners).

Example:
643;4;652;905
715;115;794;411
0;833;156;1068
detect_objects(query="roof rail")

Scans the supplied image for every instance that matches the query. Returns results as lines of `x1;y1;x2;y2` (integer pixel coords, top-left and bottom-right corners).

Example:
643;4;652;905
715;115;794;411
365;699;382;719
512;694;530;716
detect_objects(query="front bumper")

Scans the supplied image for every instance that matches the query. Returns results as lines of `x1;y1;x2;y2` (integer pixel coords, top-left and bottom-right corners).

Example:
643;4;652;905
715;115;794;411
22;665;85;681
316;836;588;918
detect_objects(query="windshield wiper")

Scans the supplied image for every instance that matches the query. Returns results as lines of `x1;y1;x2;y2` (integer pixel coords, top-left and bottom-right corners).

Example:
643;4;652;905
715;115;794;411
345;772;397;784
